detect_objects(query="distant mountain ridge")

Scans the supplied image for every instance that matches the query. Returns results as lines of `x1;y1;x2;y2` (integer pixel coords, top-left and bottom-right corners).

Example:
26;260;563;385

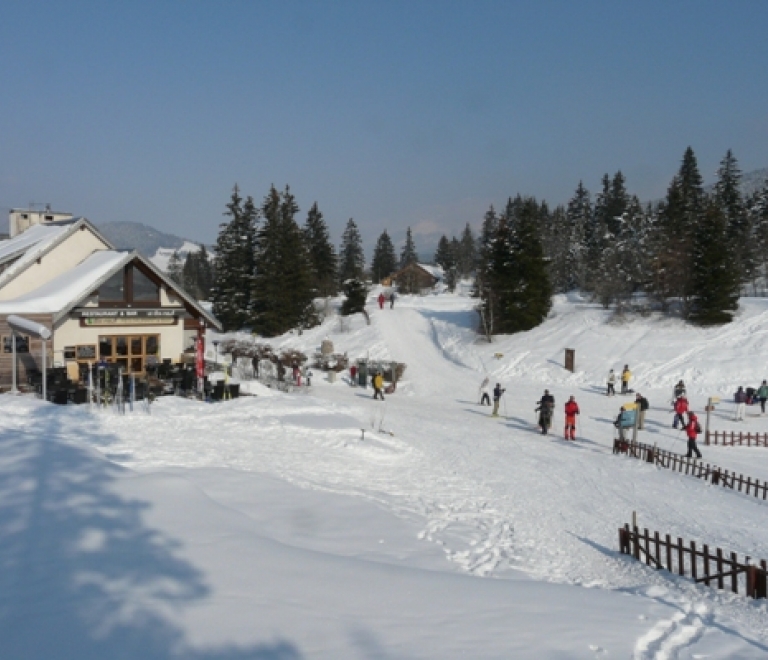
95;221;198;259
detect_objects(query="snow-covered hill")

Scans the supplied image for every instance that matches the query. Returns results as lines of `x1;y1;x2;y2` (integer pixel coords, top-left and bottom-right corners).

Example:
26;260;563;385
3;292;768;658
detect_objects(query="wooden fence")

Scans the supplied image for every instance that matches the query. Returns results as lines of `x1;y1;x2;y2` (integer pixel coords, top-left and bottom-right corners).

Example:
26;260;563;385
613;439;768;501
618;524;767;599
706;430;768;447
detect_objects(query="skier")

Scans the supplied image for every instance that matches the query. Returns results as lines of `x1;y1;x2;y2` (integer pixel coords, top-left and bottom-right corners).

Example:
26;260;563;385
535;389;555;435
758;380;768;414
377;292;386;309
390;291;396;309
372;371;385;400
734;386;747;421
563;395;580;441
621;365;632;395
492;383;505;417
673;380;686;400
635;393;649;430
672;395;689;429
684;412;703;459
613;405;633;442
606;369;616;396
479;377;491;406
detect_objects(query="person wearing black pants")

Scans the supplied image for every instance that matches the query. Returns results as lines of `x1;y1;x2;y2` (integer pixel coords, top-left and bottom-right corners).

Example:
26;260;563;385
684;412;703;459
758;380;768;414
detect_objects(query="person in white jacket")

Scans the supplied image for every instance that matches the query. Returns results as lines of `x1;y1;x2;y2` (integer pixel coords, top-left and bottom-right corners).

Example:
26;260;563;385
606;369;616;396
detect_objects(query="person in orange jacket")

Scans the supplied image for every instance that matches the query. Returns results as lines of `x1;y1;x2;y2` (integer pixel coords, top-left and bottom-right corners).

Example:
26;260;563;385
564;395;580;441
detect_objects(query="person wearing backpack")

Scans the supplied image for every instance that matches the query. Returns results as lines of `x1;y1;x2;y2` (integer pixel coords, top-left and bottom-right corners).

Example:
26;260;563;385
684;412;703;459
757;380;768;414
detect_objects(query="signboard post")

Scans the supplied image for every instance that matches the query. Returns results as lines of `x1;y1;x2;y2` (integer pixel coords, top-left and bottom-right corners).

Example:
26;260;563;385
705;396;720;445
564;349;575;373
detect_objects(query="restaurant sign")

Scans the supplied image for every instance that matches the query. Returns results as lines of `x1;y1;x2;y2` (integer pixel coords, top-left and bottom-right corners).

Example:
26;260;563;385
78;309;177;326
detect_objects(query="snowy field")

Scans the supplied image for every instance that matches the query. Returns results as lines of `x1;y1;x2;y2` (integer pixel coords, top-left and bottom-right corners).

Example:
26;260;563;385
3;291;768;658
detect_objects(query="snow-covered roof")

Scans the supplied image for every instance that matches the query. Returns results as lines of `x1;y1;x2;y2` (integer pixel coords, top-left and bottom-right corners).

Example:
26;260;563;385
0;218;112;290
0;250;130;316
417;263;444;280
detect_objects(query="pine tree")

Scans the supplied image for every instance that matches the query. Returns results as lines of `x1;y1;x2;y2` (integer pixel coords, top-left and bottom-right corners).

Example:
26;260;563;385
400;227;418;268
714;150;751;286
434;235;458;291
211;186;258;331
340;278;368;316
370;230;398;283
252;185;318;336
475;205;499;303
480;198;552;334
565;181;592;291
652;147;705;316
689;200;740;325
457;223;476;278
338;218;366;285
304;202;338;297
166;250;184;285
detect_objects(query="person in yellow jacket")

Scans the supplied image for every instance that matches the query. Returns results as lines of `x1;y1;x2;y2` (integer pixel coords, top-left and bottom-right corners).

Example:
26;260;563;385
372;372;385;400
621;365;632;395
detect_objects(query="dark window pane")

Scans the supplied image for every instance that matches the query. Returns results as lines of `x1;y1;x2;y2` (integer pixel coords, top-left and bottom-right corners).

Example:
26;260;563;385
115;337;128;356
130;357;143;372
130;337;142;355
100;270;125;301
99;337;113;357
133;268;158;301
146;336;159;355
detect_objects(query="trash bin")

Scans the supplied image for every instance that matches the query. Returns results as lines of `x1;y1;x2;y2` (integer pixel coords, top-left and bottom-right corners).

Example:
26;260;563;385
328;370;337;383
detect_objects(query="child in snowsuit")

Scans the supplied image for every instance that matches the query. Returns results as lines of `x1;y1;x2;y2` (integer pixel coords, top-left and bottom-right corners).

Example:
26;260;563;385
378;292;386;309
621;365;631;395
673;395;689;429
685;412;703;459
564;396;580;440
606;370;616;396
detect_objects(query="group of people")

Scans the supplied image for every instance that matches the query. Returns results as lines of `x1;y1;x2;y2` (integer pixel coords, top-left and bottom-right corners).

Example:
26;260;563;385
606;365;632;396
733;381;768;419
377;292;396;309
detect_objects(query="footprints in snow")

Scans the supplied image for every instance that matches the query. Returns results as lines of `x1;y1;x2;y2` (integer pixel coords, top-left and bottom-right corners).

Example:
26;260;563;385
634;601;708;660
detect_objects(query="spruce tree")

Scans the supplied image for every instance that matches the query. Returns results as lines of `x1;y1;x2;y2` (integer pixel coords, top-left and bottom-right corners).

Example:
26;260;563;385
457;223;476;279
653;147;705;316
480;198;552;334
689;200;740;325
166;250;184;285
370;230;398;283
303;202;338;297
338;218;365;285
211;186;258;331
714;150;751;285
565;182;592;291
252;185;317;336
340;278;368;316
400;227;418;267
434;235;458;291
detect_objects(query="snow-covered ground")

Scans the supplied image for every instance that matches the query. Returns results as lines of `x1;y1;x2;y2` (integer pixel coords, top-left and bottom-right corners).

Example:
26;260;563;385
3;291;768;658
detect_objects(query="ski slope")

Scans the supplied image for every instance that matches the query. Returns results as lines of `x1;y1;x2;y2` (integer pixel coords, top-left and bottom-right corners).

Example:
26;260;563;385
2;292;768;658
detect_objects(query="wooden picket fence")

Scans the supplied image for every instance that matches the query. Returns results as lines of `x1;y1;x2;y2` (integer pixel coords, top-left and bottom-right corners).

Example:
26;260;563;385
618;524;767;599
613;439;768;501
706;430;768;447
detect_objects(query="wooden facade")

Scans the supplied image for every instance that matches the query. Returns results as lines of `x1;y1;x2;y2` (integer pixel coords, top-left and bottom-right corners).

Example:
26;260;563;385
0;314;54;391
390;263;439;294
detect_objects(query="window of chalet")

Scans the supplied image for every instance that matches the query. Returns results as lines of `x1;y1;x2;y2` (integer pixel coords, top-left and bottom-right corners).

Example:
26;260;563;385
98;264;159;306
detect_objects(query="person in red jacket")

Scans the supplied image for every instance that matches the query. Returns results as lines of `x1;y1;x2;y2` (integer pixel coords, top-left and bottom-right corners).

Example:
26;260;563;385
377;292;386;309
684;412;703;459
564;395;580;441
673;395;689;429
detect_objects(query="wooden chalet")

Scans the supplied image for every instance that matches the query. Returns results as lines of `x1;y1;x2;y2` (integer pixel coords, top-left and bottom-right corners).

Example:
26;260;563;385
389;262;442;294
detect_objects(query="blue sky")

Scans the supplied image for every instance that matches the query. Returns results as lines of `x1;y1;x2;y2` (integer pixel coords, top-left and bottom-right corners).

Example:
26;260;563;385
1;1;767;251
